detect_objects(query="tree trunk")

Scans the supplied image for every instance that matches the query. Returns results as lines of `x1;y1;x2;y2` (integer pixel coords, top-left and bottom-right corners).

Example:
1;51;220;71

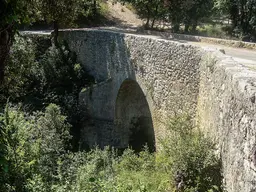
192;24;197;33
144;4;151;29
230;1;239;29
0;27;13;83
53;20;59;46
184;24;189;33
151;18;156;29
172;22;180;33
145;17;150;29
93;0;97;16
151;4;158;29
192;20;198;33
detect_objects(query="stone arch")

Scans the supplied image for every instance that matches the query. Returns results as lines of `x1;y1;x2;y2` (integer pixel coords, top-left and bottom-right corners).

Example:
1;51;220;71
114;79;155;152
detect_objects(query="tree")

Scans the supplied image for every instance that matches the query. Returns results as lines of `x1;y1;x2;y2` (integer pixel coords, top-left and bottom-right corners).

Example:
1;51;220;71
119;0;166;28
0;104;38;191
165;0;187;32
38;0;81;46
165;0;214;32
215;0;256;40
0;103;72;191
183;0;214;32
0;0;34;82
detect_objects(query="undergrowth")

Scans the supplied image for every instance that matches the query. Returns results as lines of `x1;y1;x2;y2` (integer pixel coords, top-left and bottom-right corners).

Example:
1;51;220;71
0;104;223;191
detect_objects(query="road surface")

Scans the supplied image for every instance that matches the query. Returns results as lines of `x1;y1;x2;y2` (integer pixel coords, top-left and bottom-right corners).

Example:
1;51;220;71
190;42;256;67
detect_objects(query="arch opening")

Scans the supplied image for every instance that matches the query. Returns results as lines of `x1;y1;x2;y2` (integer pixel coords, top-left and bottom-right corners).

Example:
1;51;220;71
114;79;155;152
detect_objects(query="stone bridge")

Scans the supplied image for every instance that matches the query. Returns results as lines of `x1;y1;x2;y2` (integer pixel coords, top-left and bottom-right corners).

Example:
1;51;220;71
59;29;256;192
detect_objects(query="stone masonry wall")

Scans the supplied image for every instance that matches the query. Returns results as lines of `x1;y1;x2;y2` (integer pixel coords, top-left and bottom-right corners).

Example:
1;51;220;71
59;29;256;191
59;29;202;148
198;50;256;192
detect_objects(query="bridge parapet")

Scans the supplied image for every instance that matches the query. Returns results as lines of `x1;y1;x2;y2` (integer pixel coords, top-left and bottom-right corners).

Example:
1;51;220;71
59;29;256;192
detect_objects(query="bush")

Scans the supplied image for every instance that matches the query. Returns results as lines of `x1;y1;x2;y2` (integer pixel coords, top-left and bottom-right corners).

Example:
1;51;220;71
0;110;223;191
37;42;94;150
41;146;170;192
196;24;228;38
0;36;37;104
160;115;223;192
0;104;37;191
115;148;170;192
0;103;72;192
1;36;94;150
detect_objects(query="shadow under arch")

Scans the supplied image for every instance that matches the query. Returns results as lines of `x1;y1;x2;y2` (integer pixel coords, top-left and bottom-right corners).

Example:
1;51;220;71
114;79;156;152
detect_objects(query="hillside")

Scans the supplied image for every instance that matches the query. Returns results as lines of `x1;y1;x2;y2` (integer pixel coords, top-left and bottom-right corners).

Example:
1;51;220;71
104;0;143;28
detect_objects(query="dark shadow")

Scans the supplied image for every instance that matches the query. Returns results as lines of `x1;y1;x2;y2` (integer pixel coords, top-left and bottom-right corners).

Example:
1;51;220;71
115;79;155;153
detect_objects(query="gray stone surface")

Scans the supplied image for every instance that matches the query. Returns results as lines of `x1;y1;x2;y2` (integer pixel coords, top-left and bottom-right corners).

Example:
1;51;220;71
59;29;256;192
59;29;202;149
198;50;256;192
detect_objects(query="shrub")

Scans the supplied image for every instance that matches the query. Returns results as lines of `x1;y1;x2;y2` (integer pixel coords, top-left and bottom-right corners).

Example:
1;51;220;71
196;24;227;38
115;147;170;192
0;103;42;192
35;104;72;185
160;115;223;192
37;42;94;150
0;36;37;104
1;36;94;151
0;110;223;192
0;103;72;192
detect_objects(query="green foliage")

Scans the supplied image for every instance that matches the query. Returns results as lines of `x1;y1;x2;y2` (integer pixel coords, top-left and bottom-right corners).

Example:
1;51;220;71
36;104;72;184
0;106;223;192
119;0;254;40
37;0;80;27
119;0;166;28
0;36;95;181
214;0;256;40
0;0;38;82
0;0;35;28
37;42;94;149
0;36;36;102
196;24;228;38
79;0;103;17
160;115;223;192
213;0;230;16
0;104;36;191
74;0;111;28
0;36;94;132
114;148;170;192
33;146;171;192
98;0;111;16
182;0;214;32
0;103;72;192
119;0;214;30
